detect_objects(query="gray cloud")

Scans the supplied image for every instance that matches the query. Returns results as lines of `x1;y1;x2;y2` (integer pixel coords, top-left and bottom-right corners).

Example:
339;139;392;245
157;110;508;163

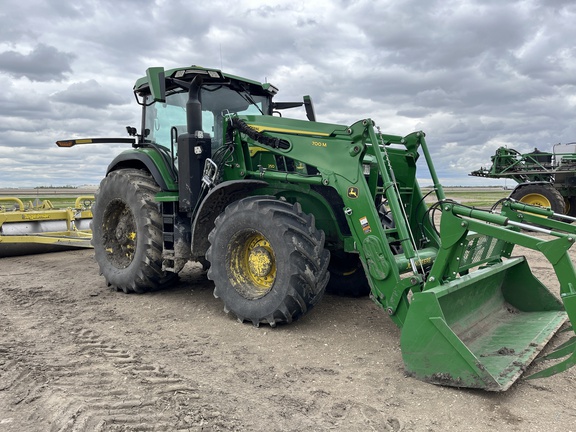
1;0;576;186
51;80;129;109
0;44;75;82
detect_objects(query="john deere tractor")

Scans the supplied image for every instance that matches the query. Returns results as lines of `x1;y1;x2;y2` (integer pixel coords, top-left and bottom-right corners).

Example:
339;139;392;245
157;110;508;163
57;65;576;391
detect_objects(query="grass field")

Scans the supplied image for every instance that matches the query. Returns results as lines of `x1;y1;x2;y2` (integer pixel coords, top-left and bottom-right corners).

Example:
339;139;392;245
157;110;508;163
425;188;509;207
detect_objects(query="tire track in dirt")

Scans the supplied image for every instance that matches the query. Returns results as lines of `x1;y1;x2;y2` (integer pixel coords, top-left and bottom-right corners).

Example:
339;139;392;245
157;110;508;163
1;255;405;431
0;284;242;431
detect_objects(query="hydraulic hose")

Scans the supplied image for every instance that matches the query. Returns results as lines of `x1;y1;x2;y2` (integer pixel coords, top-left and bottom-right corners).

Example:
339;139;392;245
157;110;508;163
227;117;290;150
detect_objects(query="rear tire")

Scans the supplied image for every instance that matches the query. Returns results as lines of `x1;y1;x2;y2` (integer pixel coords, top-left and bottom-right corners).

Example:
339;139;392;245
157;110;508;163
326;252;370;297
509;184;565;215
566;196;576;217
91;168;177;293
206;196;330;326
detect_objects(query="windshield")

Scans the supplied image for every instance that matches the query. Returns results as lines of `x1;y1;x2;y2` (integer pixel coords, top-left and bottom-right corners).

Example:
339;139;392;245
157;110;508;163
143;84;271;152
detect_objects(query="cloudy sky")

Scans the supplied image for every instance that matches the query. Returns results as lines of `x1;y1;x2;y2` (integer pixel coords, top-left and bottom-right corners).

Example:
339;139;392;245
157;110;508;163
1;0;576;188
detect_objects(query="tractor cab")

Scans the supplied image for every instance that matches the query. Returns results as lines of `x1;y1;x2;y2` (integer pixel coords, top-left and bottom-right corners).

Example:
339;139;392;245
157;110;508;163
132;66;315;211
134;67;277;154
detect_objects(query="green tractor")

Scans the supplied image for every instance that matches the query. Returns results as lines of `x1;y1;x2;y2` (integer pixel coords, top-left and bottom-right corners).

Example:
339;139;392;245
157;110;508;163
58;65;576;391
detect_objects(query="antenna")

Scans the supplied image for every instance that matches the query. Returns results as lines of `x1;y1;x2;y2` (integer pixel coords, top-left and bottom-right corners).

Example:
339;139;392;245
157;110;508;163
220;44;223;70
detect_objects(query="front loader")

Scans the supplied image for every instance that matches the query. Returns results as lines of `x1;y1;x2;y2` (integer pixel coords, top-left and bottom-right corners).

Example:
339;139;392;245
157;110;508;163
57;65;576;391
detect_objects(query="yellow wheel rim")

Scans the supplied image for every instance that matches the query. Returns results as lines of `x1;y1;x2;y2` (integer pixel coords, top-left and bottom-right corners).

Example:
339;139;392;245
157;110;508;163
519;193;551;208
229;231;276;299
103;200;137;268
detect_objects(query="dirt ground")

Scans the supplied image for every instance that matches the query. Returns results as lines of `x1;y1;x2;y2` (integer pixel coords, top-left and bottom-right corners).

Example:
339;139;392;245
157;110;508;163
1;240;575;431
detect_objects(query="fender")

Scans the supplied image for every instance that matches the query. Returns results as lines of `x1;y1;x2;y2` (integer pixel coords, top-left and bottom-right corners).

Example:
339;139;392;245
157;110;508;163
107;148;178;191
191;180;268;259
510;180;550;195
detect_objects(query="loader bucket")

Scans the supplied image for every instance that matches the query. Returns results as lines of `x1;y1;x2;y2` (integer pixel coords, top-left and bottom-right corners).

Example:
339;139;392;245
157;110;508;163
400;257;567;391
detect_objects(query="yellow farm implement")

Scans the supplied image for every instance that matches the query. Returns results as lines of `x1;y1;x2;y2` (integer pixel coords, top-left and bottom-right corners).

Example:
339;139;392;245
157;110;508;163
0;196;93;257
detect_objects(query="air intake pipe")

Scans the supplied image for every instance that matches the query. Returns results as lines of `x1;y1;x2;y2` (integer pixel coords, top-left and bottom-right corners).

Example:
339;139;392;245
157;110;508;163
178;76;211;212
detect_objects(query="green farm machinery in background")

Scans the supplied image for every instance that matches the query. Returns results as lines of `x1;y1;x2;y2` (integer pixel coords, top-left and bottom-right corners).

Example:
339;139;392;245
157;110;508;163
470;145;576;215
57;66;576;391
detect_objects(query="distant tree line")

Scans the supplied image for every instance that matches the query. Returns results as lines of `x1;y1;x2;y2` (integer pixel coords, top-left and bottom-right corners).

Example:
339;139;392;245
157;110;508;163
34;185;78;189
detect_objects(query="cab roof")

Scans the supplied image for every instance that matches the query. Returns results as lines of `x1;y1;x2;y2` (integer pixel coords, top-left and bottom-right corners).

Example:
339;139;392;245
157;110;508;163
133;65;278;96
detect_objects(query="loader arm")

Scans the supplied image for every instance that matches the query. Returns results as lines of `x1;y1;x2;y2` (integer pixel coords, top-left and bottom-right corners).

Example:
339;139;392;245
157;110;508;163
226;116;440;327
227;115;576;391
402;133;576;390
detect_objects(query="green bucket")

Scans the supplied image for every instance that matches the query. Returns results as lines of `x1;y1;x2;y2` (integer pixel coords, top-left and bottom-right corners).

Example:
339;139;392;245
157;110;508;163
400;257;567;391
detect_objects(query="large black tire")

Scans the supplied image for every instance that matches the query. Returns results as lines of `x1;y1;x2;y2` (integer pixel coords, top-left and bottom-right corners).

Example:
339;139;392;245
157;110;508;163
509;184;566;215
91;168;177;293
206;196;330;326
566;196;576;217
326;252;371;297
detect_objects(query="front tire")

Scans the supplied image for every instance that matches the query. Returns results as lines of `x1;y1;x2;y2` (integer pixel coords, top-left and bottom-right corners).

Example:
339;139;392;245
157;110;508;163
91;168;177;293
206;196;330;326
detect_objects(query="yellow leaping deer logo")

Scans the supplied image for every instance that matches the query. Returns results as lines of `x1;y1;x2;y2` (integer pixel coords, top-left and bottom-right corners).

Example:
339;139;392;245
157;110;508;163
347;187;359;199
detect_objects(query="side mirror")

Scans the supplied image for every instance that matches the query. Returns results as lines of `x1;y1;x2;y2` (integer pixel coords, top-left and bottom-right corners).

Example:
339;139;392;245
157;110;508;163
272;95;317;121
303;95;316;122
146;67;166;102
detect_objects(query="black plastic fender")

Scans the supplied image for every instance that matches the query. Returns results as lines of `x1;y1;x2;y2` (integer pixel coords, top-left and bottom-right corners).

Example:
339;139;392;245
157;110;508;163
106;152;175;191
509;180;549;196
